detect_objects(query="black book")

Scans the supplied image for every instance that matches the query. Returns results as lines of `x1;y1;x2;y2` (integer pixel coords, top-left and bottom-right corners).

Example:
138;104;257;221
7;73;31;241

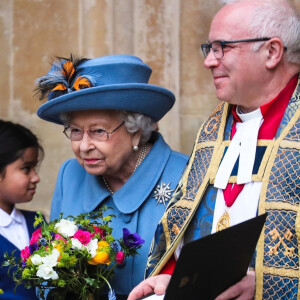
163;213;267;300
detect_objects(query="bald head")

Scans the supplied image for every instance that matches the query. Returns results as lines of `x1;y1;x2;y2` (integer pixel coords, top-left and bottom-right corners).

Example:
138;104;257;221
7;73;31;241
210;1;256;42
214;0;300;65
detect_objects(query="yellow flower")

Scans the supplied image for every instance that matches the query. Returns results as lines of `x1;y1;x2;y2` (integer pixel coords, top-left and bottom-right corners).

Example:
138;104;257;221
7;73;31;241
88;240;111;265
22;268;32;279
33;213;44;227
69;255;78;266
53;244;62;262
97;241;110;248
88;252;111;265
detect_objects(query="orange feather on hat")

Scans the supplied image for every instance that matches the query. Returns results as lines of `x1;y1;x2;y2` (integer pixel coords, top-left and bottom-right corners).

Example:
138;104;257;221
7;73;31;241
35;54;91;100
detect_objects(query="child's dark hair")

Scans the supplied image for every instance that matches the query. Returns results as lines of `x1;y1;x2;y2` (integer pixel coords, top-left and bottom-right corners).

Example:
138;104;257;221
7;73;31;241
0;119;44;176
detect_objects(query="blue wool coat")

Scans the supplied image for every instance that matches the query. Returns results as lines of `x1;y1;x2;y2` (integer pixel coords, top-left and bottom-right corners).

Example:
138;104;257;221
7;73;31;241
50;132;188;296
0;210;39;299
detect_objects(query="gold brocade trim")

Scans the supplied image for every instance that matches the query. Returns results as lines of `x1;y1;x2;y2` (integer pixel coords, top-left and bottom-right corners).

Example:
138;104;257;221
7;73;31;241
280;140;300;149
173;199;195;210
288;77;300;300
261;266;299;277
209;141;228;181
161;168;191;250
180;120;207;199
256;140;275;181
256;98;300;299
152;221;182;276
296;208;300;300
209;139;275;184
194;141;217;150
265;202;299;211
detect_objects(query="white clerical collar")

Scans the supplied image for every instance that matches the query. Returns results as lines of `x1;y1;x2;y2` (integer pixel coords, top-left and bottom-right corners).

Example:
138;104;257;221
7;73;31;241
214;107;263;189
236;107;262;122
0;207;23;227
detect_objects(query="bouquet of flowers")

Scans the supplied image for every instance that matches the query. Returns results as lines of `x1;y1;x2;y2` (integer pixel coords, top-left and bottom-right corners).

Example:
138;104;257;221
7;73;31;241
3;206;144;300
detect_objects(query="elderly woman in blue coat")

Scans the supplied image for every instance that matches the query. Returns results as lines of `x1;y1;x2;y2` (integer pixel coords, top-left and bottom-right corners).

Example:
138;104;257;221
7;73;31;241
35;54;188;299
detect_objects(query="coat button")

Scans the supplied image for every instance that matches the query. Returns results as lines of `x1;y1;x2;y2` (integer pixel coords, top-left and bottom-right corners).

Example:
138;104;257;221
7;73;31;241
119;213;132;223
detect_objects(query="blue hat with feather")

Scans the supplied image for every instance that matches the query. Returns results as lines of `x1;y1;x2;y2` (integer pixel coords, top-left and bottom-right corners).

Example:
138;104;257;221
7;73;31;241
36;54;175;124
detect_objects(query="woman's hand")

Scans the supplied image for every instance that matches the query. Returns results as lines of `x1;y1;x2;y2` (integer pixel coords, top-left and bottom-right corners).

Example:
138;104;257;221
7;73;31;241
127;274;171;300
214;271;255;300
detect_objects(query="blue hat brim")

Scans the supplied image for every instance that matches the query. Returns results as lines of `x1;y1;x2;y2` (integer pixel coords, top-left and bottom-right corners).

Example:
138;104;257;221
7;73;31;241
37;83;175;124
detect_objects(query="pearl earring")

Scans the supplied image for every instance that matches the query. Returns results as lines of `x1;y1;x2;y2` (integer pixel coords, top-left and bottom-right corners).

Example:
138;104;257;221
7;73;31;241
133;145;139;151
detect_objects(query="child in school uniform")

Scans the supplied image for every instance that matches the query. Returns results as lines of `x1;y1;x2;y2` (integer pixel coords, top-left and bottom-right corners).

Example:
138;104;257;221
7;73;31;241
0;119;44;299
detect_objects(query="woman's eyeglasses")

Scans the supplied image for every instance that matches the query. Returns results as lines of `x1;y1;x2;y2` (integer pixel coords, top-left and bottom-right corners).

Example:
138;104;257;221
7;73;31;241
63;121;125;142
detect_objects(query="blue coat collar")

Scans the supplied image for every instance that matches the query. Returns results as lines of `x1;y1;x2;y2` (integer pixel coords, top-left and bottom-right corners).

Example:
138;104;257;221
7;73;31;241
82;132;172;213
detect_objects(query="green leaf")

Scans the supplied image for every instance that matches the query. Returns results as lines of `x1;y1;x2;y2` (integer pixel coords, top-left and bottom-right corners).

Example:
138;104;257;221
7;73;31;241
84;277;103;289
1;261;11;267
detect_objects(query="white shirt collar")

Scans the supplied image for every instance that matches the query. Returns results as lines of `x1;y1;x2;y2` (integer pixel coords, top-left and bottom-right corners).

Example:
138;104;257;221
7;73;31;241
0;207;23;227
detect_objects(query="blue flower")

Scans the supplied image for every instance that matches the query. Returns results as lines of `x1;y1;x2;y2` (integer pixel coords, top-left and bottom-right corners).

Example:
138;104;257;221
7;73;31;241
108;289;116;300
111;241;119;252
39;238;47;246
122;228;145;249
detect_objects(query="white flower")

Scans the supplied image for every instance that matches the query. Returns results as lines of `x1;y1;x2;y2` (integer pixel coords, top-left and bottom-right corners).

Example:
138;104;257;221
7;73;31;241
41;249;60;267
71;238;84;250
37;264;58;280
54;219;78;237
36;249;60;280
31;254;42;265
85;238;98;258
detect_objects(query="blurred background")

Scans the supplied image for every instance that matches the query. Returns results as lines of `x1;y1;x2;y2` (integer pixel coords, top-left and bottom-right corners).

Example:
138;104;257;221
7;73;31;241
1;0;299;218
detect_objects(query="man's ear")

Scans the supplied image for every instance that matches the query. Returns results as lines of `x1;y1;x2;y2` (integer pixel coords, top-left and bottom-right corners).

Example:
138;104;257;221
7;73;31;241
265;38;285;69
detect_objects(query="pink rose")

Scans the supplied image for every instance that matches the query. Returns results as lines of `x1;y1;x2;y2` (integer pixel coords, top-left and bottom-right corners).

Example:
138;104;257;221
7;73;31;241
73;230;91;245
29;228;42;245
21;246;31;261
116;251;125;265
54;234;67;243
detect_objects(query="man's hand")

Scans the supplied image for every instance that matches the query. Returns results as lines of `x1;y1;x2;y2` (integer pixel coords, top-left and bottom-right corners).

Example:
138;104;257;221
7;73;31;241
215;271;255;300
127;274;171;300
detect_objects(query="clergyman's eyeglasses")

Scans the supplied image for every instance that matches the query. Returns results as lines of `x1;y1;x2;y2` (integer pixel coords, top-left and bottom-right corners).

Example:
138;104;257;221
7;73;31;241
201;37;272;59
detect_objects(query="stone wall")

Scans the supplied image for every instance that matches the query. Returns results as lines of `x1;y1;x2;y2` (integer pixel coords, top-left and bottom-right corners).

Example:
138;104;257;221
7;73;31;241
0;0;299;218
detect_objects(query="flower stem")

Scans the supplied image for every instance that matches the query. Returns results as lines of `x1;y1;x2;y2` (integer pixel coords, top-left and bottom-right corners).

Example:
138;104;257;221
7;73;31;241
99;274;112;292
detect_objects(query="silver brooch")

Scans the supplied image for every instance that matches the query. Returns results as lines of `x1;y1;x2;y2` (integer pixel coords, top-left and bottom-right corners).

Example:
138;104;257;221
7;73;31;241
154;181;174;206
